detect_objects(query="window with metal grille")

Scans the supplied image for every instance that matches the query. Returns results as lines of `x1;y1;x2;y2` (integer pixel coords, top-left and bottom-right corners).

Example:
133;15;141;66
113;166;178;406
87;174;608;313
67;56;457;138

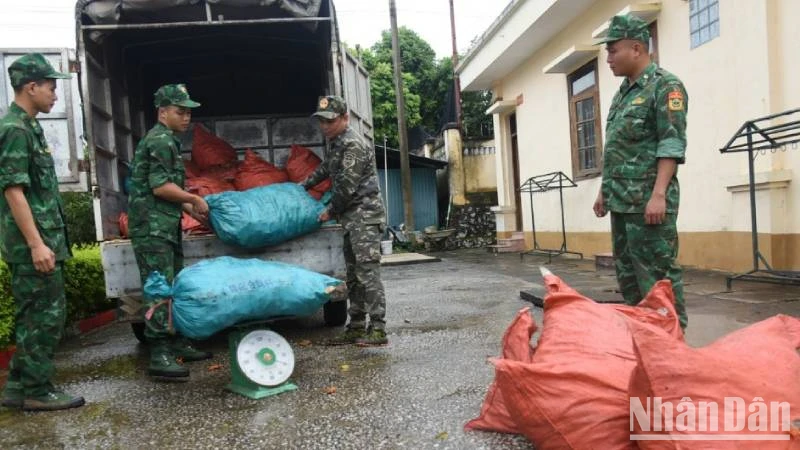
690;0;720;48
567;60;603;180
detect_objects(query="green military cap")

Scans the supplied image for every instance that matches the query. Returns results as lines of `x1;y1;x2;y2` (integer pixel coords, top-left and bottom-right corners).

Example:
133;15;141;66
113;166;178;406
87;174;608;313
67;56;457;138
595;14;650;45
153;84;201;108
7;53;70;88
312;95;347;120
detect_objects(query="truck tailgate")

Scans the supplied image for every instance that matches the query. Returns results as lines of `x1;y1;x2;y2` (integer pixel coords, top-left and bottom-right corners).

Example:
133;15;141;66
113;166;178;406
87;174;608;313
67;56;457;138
101;226;345;298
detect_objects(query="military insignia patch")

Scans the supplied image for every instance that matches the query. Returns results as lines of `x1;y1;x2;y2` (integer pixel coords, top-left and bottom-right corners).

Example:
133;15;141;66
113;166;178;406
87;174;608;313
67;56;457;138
631;97;645;105
178;85;187;94
319;98;329;109
668;90;684;111
342;151;356;169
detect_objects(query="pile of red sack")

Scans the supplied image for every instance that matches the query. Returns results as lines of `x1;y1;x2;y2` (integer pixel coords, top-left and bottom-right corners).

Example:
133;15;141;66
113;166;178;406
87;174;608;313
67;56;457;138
466;270;800;449
118;125;332;238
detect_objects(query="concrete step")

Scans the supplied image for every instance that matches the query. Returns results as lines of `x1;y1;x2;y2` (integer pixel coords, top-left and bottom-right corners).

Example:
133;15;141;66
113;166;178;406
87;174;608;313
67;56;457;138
595;252;615;270
487;244;522;254
487;239;526;253
511;231;525;240
520;286;624;307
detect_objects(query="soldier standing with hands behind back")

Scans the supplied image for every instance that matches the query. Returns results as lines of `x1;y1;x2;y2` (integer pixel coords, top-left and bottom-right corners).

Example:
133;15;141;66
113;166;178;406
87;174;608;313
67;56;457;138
593;14;689;329
0;53;85;411
303;95;388;346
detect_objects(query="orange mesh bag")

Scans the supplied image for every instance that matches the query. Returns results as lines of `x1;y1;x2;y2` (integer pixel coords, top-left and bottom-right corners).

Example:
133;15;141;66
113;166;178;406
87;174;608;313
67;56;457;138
118;212;129;238
285;144;332;196
186;176;235;197
183;158;202;179
234;149;289;191
494;272;682;450
191;124;237;170
465;307;536;434
181;212;209;235
628;315;800;449
285;144;320;182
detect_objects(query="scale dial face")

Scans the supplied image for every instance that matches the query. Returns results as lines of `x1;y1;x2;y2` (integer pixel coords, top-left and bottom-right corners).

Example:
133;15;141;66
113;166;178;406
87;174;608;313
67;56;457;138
236;330;295;387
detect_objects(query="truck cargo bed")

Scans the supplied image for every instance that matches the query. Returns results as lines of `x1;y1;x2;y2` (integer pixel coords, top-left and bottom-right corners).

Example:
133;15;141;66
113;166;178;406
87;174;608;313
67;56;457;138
101;226;345;298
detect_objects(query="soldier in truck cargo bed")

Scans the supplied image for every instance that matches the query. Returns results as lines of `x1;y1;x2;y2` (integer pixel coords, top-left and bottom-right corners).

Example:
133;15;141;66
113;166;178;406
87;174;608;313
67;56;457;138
127;84;213;379
303;95;388;346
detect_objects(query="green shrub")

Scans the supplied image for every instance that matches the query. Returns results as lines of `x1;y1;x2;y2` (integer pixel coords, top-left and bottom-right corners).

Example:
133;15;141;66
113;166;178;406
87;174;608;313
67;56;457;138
0;261;13;349
0;245;111;348
62;192;97;248
64;245;113;323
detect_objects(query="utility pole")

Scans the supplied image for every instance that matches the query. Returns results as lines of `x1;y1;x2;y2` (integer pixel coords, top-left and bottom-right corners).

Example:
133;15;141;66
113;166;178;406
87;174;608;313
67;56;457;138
449;0;463;132
389;0;415;232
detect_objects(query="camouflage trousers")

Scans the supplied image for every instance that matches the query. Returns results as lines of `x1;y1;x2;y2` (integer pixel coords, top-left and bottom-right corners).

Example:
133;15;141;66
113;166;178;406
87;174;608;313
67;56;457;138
5;262;66;397
132;237;183;342
343;222;386;331
611;213;687;329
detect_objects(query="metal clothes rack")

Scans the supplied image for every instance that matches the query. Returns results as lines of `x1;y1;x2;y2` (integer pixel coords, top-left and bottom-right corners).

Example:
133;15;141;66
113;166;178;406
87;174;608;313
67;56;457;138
719;107;800;288
518;171;583;263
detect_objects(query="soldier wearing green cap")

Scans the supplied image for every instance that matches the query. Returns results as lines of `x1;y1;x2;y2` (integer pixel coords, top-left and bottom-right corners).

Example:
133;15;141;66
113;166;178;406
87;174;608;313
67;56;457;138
303;95;388;346
128;83;212;379
0;53;85;410
593;14;689;329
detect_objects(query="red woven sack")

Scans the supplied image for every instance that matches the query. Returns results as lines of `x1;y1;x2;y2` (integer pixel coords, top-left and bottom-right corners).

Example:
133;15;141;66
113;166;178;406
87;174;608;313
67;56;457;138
465;307;536;434
234;149;289;191
628;315;800;448
191;124;237;170
285;144;321;182
119;212;129;238
494;272;682;450
186;176;234;197
181;212;209;235
183;159;202;179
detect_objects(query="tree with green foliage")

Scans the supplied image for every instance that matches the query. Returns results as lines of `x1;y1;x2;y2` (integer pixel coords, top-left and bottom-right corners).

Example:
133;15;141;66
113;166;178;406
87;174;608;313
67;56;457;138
365;59;422;148
461;90;494;138
348;28;494;147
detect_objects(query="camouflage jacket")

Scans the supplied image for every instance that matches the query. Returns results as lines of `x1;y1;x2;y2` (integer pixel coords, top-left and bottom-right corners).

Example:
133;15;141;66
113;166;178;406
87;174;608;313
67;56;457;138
128;122;185;243
304;126;385;225
601;63;688;214
0;103;70;263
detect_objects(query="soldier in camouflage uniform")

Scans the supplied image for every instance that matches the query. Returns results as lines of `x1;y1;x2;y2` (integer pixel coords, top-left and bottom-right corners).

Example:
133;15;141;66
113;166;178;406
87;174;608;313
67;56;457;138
303;95;388;346
0;53;85;411
594;15;688;329
128;84;212;379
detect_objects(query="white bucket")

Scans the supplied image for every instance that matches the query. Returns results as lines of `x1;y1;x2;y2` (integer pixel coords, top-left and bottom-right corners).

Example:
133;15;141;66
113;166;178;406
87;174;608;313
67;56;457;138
381;240;393;255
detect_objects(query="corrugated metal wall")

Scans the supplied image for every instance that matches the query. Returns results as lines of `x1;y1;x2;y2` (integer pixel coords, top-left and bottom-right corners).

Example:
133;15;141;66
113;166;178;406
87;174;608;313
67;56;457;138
377;169;439;230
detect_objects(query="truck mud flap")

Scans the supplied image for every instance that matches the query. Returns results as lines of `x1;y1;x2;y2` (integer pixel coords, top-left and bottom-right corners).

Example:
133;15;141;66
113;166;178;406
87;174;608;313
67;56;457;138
118;295;144;323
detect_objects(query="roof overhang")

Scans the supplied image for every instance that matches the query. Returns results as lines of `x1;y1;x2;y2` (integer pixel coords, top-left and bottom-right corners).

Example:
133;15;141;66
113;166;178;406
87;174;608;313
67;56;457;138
375;147;448;170
457;0;662;91
592;2;662;39
456;0;597;91
542;45;598;74
485;100;517;115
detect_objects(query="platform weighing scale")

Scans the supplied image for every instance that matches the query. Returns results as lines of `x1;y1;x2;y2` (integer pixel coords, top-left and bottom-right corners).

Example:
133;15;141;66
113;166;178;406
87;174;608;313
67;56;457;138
226;324;298;399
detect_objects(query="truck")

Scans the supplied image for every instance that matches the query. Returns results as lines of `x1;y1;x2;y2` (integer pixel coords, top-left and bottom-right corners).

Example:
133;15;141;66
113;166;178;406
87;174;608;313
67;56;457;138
0;49;88;193
71;0;375;340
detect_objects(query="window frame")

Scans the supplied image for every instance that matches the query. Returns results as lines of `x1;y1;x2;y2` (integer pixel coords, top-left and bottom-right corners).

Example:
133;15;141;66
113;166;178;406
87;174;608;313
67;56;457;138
690;0;720;49
649;20;659;64
567;59;603;181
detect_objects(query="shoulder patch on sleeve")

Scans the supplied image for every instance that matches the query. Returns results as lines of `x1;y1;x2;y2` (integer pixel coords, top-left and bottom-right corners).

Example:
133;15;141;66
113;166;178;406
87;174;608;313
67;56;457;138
667;88;684;111
342;150;356;169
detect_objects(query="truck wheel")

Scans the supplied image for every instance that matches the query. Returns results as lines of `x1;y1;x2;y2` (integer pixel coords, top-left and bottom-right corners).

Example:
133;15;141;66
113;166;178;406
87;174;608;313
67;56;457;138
131;322;148;344
323;301;348;327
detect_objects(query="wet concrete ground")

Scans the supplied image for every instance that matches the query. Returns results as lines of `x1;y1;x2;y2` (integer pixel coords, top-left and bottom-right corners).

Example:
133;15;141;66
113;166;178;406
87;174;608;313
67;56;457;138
1;249;798;449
